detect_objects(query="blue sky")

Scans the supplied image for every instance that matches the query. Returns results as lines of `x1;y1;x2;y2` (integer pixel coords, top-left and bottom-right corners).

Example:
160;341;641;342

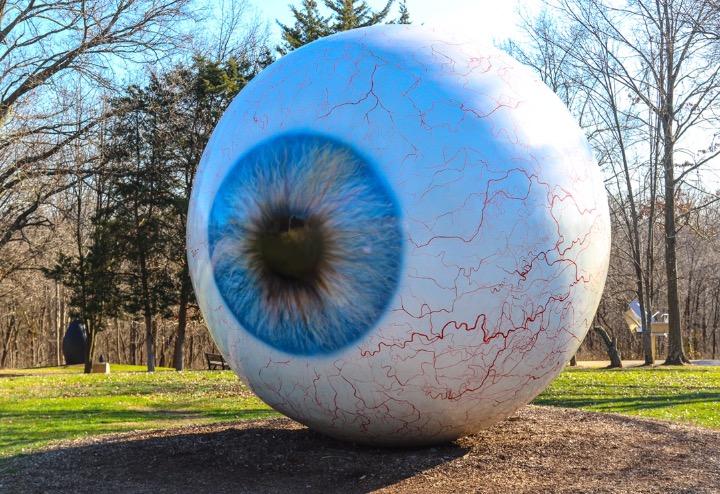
249;0;541;46
198;0;719;187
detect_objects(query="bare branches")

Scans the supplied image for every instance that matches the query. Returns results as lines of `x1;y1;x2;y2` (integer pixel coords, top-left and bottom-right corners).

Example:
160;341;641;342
0;0;192;291
516;0;720;364
0;0;191;122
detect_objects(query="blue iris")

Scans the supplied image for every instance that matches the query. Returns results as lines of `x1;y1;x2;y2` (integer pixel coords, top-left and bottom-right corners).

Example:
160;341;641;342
208;132;403;356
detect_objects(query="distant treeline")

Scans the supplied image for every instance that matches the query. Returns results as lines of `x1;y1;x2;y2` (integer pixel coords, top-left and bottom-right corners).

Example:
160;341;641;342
0;0;412;371
1;0;719;370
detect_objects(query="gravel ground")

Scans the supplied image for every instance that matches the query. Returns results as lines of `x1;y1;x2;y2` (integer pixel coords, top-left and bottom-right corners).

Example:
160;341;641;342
1;405;719;494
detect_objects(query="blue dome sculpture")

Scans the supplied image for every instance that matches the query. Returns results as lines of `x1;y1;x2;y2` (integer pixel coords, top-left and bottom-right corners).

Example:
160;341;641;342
62;319;87;365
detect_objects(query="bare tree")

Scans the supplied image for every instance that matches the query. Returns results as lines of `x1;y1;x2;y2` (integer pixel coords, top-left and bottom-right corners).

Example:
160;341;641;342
547;0;720;364
0;0;190;286
505;8;661;364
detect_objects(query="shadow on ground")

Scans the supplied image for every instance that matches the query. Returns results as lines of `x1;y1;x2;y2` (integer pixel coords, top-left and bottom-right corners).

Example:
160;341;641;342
0;407;276;454
534;389;720;412
2;407;720;493
0;419;467;494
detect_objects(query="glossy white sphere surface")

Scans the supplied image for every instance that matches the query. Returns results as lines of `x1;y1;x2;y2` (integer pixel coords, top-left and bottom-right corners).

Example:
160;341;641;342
187;25;610;445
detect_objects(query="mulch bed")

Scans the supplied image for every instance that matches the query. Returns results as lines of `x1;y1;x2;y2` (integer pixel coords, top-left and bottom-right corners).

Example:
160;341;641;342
2;405;719;493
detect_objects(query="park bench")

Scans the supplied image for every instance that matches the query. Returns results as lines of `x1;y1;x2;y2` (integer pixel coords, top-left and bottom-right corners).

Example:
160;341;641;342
205;352;230;370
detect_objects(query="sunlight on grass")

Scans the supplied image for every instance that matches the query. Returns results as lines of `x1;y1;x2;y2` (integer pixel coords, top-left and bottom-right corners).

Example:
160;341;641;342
0;364;174;376
0;369;276;459
534;365;720;430
1;364;719;461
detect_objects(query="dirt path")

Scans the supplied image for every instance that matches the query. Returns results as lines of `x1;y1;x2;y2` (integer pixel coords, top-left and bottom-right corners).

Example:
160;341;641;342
2;406;718;493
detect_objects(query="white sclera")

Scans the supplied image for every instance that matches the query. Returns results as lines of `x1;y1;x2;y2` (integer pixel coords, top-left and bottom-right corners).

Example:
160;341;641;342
187;25;610;446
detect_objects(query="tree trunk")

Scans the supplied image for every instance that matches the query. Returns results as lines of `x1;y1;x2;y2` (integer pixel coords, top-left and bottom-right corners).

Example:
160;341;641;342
607;80;653;365
83;322;95;374
1;312;16;368
712;295;718;360
144;312;155;372
137;242;155;372
660;3;688;366
189;332;195;368
59;286;66;362
173;263;190;371
130;320;137;365
54;282;60;366
569;355;577;366
593;326;622;368
662;130;686;364
642;325;654;365
115;318;121;363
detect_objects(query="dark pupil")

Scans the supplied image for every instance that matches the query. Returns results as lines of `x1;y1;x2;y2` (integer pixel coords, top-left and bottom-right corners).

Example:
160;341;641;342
254;212;325;284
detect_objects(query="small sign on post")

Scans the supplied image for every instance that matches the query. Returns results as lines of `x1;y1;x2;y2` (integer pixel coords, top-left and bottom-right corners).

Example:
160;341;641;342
91;362;110;374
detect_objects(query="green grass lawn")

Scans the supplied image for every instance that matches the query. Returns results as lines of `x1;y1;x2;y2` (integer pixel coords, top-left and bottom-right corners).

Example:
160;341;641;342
0;364;718;461
0;367;276;459
536;365;720;429
0;363;175;376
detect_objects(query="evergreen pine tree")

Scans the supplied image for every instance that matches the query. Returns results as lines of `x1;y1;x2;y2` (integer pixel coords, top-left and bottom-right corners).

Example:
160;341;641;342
396;0;410;24
162;55;264;370
103;84;179;372
323;0;394;31
277;0;331;55
278;0;407;54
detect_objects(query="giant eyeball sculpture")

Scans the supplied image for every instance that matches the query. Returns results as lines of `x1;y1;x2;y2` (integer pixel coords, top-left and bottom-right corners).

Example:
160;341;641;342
188;25;610;446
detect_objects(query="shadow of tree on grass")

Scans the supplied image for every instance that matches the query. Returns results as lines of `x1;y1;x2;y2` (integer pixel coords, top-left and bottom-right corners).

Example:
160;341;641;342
535;390;720;412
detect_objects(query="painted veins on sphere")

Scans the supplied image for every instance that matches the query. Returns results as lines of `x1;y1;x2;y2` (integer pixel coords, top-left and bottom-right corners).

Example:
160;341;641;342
187;25;610;446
